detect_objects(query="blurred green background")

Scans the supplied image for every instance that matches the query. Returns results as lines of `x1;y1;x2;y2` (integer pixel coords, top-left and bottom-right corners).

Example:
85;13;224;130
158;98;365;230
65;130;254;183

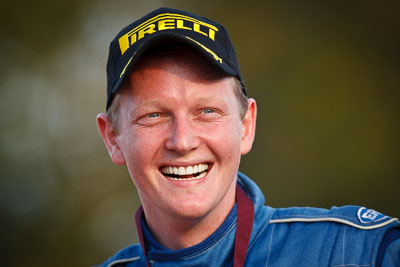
1;0;399;266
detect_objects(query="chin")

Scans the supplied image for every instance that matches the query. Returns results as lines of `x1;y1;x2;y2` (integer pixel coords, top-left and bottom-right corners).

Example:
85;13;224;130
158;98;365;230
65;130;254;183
170;201;215;219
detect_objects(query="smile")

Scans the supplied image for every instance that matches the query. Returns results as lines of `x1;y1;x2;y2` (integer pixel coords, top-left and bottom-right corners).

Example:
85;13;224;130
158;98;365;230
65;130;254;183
160;163;209;181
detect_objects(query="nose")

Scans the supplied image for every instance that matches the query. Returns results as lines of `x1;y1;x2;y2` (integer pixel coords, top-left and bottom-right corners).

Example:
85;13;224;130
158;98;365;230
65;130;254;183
165;115;200;154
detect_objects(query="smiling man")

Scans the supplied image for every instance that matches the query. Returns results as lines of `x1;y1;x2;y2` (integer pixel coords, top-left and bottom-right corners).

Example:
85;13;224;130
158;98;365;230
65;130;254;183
99;44;256;251
96;7;400;267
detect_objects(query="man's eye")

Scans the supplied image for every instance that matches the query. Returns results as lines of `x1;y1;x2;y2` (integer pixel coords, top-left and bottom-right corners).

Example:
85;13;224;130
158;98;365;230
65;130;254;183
203;109;214;114
134;112;166;126
148;113;160;118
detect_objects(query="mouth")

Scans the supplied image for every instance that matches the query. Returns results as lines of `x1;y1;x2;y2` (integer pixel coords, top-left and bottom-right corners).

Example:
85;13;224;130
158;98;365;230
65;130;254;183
160;163;210;181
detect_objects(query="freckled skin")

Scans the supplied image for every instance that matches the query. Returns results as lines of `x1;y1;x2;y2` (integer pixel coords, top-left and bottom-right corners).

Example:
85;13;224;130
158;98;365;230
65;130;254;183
97;49;257;249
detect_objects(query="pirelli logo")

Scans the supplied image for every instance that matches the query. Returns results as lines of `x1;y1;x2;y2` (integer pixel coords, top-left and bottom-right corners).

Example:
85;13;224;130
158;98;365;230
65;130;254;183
118;13;219;55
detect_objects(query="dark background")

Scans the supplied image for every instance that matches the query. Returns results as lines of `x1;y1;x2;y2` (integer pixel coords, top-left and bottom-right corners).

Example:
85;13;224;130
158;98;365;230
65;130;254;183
1;1;399;266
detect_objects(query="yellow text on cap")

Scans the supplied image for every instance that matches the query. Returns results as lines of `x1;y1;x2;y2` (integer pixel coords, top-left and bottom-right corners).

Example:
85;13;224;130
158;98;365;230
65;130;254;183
118;13;218;55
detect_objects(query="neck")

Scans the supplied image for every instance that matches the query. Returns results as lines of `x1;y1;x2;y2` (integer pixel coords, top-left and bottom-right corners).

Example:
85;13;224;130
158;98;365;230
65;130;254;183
142;187;236;250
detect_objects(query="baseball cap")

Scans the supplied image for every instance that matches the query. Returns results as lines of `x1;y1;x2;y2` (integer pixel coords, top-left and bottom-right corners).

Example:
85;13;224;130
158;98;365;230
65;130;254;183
105;7;246;111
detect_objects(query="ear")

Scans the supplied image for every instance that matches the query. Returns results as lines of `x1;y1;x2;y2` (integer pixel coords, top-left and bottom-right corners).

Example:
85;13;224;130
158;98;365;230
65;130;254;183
96;113;126;165
241;98;257;155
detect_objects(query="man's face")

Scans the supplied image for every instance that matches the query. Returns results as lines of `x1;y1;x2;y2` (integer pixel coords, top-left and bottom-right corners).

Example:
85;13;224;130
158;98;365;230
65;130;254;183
101;49;256;221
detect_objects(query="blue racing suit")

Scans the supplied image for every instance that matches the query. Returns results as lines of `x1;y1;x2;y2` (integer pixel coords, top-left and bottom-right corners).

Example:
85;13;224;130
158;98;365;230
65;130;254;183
96;172;400;266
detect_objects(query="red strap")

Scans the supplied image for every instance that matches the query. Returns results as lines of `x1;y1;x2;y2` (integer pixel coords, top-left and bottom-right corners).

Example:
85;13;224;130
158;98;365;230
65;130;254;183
234;186;254;267
135;185;254;267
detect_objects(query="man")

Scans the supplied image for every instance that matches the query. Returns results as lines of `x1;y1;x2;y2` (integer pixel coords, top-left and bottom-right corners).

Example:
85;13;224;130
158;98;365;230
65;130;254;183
96;7;400;266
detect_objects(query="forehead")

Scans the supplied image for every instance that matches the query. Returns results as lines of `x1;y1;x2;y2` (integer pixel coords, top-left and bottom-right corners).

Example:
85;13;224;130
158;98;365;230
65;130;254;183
135;45;226;80
123;46;232;97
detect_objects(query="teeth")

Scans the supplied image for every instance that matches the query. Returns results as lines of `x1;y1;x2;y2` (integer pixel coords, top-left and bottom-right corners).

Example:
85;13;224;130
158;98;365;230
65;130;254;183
186;165;193;174
161;163;209;176
199;164;205;172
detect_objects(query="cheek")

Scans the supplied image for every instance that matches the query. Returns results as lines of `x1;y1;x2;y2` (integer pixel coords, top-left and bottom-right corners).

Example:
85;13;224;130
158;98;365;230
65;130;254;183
118;131;152;170
122;135;155;190
204;122;243;159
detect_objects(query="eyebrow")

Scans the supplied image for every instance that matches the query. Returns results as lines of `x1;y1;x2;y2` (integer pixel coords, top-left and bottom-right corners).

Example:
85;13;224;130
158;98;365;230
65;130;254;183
129;100;162;116
130;97;228;113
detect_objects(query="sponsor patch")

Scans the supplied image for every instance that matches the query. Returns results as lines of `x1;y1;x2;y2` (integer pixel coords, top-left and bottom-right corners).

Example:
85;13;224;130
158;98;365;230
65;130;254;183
357;207;387;224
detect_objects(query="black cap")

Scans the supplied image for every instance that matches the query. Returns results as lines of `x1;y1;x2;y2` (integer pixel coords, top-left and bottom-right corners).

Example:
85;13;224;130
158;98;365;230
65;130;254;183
106;7;246;111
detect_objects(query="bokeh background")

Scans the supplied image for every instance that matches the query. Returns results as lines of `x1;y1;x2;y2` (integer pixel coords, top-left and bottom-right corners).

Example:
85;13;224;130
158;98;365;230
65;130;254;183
1;0;399;266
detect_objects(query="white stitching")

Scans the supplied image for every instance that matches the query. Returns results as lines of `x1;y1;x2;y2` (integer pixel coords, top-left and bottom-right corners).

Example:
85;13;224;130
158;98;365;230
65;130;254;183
342;225;346;265
273;214;357;221
269;217;398;230
265;223;275;267
333;263;375;267
106;256;141;267
248;216;270;250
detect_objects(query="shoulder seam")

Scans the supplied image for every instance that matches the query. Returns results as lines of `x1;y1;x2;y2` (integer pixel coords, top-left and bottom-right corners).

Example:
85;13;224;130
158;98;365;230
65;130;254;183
269;217;399;230
107;256;141;267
